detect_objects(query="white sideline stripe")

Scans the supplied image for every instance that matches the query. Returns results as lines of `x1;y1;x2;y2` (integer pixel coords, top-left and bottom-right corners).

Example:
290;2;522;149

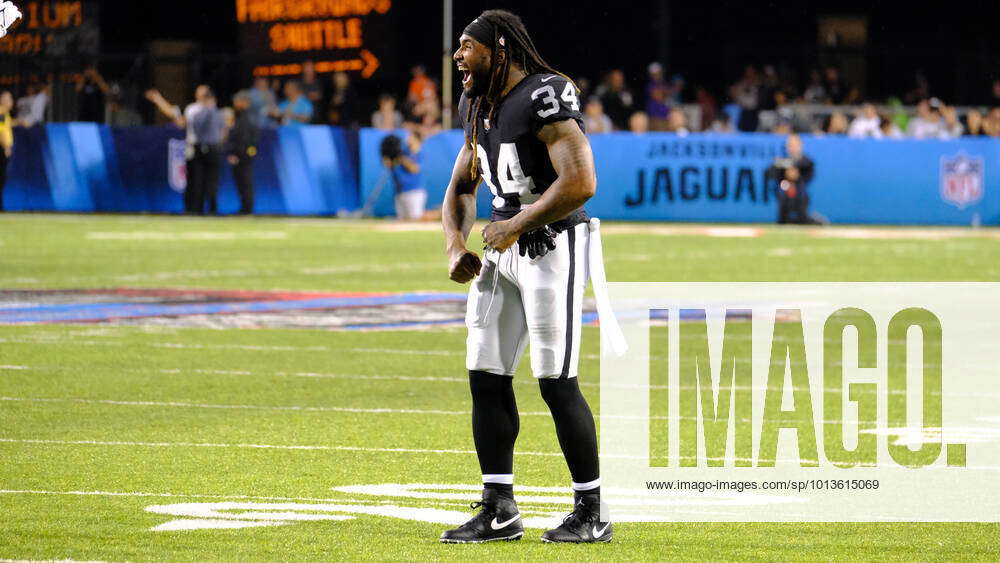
0;396;504;416
0;338;615;361
0;365;30;370
86;231;289;241
0;489;478;509
159;368;470;384
0;438;563;457
0;559;123;563
4;438;1000;467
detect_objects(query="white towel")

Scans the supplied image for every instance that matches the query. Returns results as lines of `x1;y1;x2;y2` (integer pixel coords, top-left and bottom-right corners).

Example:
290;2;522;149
587;218;628;357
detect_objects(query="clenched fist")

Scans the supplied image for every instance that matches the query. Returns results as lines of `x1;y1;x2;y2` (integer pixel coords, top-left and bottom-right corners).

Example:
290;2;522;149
448;249;482;284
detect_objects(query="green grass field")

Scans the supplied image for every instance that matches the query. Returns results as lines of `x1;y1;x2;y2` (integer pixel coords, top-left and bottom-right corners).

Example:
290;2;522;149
1;213;999;561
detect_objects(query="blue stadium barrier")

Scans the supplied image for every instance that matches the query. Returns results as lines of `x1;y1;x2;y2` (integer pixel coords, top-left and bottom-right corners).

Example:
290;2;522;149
6;123;359;215
6;123;998;225
358;129;1000;225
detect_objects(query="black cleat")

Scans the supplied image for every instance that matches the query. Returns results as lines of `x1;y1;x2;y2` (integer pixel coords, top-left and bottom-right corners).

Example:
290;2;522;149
541;492;613;543
440;488;524;544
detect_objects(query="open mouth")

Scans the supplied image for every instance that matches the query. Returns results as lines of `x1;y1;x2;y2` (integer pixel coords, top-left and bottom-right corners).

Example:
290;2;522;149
459;67;472;87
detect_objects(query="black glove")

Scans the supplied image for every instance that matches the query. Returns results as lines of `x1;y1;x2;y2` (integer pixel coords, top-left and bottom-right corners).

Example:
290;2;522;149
517;226;558;259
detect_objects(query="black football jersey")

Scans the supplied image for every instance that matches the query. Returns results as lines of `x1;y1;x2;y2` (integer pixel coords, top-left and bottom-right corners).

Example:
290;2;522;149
458;73;589;228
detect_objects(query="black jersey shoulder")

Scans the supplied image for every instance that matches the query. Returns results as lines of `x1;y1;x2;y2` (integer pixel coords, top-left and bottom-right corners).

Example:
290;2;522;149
457;73;584;140
507;73;584;132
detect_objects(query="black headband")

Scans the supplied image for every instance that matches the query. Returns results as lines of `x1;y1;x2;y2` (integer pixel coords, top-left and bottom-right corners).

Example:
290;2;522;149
463;16;502;49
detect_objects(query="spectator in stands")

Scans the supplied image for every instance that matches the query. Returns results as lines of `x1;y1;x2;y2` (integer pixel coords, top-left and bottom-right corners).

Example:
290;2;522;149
802;69;827;104
15;82;48;127
823;65;849;105
583;97;613;134
982;107;1000;137
328;72;360;128
106;85;142;127
75;65;110;122
695;86;718;131
226;91;260;215
666;107;689;135
847;102;883;138
729;65;760;131
645;62;670;130
146;85;225;215
372;93;403;131
628;111;649;134
0;91;12;212
965;109;984;136
407;65;437;110
758;65;780;112
248;77;276;129
707;113;734;133
879;115;905;139
301;60;326;124
940;104;964;137
907;98;962;139
821;111;849;135
416;102;443;138
668;74;685;106
595;69;634;130
410;89;441;137
272;80;313;126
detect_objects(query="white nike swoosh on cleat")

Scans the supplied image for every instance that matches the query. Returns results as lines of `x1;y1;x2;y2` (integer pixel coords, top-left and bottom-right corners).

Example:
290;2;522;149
541;76;556;82
490;514;521;530
592;522;611;537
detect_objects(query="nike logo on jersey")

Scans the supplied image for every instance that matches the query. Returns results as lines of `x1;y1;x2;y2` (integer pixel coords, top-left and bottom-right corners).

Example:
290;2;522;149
541;76;556;82
490;514;521;530
592;522;611;537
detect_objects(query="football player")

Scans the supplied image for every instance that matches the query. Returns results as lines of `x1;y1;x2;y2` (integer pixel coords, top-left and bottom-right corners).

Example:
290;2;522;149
440;9;612;544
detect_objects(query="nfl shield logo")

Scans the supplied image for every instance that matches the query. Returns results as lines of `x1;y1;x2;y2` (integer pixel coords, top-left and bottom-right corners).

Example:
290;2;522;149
940;153;984;209
168;138;187;193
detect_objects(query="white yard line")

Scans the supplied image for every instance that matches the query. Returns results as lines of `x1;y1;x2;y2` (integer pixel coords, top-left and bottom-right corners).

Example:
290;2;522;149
0;338;618;360
0;438;562;457
0;559;123;563
0;396;491;416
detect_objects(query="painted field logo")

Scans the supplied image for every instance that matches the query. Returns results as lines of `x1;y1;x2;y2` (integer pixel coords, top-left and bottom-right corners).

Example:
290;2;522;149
601;283;1000;522
940;153;984;209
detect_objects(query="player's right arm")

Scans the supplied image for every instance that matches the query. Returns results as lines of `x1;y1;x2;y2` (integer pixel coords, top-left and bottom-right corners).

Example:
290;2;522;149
441;142;482;283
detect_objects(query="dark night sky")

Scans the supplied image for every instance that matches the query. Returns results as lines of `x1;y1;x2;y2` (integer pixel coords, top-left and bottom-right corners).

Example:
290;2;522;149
96;0;1000;106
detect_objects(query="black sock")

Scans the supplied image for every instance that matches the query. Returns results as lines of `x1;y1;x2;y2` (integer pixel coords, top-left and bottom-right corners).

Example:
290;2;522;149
469;370;519;477
484;482;514;500
538;377;600;485
575;486;600;503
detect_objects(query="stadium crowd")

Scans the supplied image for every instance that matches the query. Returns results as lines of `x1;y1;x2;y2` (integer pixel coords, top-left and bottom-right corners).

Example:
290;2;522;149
2;60;999;140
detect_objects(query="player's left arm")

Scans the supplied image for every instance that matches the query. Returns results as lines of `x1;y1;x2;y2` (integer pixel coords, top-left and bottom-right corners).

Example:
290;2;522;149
482;120;595;251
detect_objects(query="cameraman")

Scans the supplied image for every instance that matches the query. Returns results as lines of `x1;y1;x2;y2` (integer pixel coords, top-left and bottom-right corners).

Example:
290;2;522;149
768;134;816;224
380;126;427;220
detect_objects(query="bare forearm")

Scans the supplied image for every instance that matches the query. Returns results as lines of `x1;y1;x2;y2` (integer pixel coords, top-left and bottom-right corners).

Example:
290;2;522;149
442;144;478;253
508;180;590;234
442;190;476;253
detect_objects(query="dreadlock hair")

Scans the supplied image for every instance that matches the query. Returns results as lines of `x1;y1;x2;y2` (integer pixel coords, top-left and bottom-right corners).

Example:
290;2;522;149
465;10;576;181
